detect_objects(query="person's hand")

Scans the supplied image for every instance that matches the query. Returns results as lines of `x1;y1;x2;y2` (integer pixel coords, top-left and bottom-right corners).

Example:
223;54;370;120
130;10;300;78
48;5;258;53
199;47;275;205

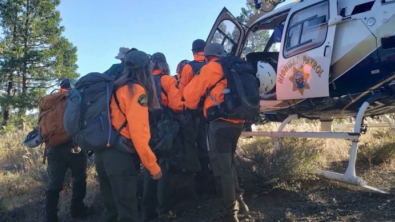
151;170;162;180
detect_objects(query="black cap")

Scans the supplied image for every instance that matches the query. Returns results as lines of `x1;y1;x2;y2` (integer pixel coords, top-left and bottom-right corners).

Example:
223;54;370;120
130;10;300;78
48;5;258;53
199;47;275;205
152;52;167;63
192;39;206;52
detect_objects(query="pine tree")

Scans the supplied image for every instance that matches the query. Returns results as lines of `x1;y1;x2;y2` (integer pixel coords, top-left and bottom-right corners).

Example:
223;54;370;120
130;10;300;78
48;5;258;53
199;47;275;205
236;4;271;56
0;0;78;127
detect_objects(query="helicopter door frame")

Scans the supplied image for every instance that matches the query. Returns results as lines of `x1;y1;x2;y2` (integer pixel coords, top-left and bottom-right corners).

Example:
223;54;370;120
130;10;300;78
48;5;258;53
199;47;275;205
276;0;340;100
206;7;246;56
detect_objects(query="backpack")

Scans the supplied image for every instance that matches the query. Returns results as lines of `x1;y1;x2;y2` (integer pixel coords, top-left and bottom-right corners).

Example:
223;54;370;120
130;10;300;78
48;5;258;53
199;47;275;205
206;55;260;121
153;74;168;108
189;60;206;76
151;74;201;174
38;91;70;148
63;73;126;152
151;111;201;174
175;60;205;88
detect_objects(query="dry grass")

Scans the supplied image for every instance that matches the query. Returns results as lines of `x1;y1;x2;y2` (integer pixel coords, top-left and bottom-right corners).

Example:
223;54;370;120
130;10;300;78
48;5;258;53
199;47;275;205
0;130;101;222
0;118;395;221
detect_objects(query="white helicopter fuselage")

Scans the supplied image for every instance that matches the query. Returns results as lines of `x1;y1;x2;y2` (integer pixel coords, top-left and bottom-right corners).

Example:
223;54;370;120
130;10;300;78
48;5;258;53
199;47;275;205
252;0;395;119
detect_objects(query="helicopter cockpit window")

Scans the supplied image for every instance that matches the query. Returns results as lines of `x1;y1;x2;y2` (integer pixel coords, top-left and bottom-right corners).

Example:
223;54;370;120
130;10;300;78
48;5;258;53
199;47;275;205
211;20;241;55
284;1;329;58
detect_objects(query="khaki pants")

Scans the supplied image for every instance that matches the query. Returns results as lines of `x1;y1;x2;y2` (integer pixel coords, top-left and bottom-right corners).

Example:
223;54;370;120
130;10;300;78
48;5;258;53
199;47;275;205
207;120;243;217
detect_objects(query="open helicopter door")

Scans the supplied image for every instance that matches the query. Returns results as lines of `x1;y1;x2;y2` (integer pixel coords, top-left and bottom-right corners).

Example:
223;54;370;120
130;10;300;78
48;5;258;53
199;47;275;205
206;8;246;56
276;0;340;100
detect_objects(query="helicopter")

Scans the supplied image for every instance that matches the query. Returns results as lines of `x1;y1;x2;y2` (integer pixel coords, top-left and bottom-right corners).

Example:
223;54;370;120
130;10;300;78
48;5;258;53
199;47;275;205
205;0;395;193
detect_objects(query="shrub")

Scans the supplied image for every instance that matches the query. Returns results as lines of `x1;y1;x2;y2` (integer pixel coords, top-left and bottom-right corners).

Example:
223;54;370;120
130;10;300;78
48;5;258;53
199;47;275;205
237;136;323;192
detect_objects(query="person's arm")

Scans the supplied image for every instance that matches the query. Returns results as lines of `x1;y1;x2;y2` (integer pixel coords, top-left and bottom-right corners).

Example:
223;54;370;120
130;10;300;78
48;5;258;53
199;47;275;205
179;64;193;98
164;77;183;112
183;65;211;109
184;63;223;109
123;85;161;176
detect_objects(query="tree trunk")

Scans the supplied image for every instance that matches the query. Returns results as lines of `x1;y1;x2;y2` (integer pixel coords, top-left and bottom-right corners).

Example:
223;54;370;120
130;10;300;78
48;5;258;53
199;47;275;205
2;80;14;126
19;0;30;131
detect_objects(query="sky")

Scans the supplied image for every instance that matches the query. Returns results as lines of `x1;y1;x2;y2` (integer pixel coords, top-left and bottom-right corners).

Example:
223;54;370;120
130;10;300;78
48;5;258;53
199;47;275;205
57;0;250;77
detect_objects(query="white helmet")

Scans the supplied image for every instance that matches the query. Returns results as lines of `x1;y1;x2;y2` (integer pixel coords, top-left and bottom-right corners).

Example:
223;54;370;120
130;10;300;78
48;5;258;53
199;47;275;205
256;61;276;93
23;126;43;148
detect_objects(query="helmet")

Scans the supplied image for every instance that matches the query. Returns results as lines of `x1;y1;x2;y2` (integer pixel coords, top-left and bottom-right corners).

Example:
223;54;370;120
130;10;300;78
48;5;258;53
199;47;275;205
204;43;227;57
256;61;276;93
23;126;43;148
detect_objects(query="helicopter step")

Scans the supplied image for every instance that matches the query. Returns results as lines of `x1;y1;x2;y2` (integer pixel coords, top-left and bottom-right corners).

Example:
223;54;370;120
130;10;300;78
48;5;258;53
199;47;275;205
241;94;392;194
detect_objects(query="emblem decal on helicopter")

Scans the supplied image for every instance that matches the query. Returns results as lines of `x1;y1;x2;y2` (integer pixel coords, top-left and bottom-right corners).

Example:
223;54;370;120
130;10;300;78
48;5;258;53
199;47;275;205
289;66;310;95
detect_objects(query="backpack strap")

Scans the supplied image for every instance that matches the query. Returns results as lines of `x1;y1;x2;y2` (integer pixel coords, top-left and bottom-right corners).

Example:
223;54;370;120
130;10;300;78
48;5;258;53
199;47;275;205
205;76;225;107
112;91;128;133
154;74;169;107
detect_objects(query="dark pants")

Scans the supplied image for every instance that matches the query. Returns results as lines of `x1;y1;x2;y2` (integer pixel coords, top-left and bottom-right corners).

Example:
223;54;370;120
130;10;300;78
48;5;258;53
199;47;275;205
142;157;176;219
207;120;243;217
195;116;210;195
46;142;87;222
94;148;139;222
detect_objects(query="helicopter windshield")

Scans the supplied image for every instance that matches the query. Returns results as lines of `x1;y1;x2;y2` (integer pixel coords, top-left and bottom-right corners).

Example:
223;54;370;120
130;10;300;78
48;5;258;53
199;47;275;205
242;9;289;56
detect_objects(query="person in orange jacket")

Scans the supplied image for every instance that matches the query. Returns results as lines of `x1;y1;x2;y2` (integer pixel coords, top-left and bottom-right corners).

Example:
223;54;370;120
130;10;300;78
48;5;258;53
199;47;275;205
175;59;189;88
179;39;206;97
183;43;249;222
142;52;181;221
94;50;162;222
179;39;211;198
151;52;183;112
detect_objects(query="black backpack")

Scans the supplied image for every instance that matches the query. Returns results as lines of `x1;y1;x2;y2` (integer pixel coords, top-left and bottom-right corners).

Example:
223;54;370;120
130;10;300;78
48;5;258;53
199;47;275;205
206;55;260;121
151;74;200;174
176;60;206;88
188;60;206;76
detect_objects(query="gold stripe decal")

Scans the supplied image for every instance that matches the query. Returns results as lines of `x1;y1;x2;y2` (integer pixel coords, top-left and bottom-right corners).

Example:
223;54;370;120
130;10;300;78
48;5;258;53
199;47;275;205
341;74;395;114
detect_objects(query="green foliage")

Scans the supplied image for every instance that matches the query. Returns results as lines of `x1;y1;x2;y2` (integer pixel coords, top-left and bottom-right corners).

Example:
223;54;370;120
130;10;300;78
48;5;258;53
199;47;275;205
0;0;78;126
235;3;271;55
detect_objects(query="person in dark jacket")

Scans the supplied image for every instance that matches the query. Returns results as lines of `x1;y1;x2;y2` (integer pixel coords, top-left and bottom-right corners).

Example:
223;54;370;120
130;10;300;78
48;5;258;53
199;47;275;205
104;47;130;80
45;79;90;222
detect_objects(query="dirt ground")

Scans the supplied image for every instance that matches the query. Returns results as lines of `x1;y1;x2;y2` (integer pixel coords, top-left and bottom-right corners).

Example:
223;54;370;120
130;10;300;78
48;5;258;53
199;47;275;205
67;164;395;222
1;162;395;222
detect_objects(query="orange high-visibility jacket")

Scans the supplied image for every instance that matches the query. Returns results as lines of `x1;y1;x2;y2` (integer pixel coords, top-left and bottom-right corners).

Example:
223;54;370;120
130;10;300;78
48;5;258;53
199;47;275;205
183;57;244;124
153;69;183;112
110;84;160;176
179;52;205;98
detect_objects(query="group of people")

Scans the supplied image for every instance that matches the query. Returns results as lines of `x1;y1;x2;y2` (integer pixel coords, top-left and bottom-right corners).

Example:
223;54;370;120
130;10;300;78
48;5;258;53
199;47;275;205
44;39;249;222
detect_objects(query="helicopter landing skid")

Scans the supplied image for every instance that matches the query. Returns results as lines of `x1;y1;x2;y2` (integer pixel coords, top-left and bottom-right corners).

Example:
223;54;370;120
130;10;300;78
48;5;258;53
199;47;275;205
241;101;390;194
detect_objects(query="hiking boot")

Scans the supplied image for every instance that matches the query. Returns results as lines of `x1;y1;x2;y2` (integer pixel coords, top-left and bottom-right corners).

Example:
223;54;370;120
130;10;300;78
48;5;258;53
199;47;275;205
158;210;176;222
70;206;93;219
45;190;60;222
237;194;249;215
